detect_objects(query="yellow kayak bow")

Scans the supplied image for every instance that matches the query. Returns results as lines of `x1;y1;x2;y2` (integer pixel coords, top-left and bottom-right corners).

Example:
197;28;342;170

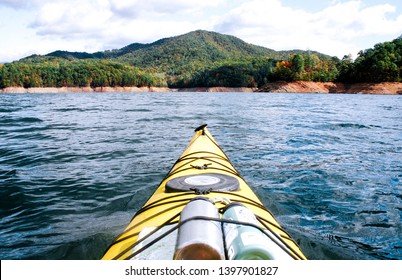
102;125;306;260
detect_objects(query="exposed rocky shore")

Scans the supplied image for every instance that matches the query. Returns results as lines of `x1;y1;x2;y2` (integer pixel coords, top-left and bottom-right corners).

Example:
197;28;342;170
257;82;402;94
1;82;402;94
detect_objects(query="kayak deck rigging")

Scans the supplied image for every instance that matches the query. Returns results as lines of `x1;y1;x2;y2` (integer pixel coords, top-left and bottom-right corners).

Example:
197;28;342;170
102;125;307;260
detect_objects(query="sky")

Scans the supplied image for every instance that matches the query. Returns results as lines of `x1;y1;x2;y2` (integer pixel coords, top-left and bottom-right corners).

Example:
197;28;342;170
1;0;402;62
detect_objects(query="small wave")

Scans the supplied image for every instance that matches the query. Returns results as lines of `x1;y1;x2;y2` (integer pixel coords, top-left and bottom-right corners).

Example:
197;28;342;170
0;148;20;158
0;108;20;113
0;169;17;179
17;117;43;123
0;152;48;167
336;123;370;129
358;210;387;215
381;106;395;111
53;107;111;113
0;117;43;125
137;116;188;122
124;108;152;112
363;223;394;228
317;122;383;132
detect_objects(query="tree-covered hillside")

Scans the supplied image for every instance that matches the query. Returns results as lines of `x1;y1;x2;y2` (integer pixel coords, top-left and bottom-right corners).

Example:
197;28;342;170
1;30;401;89
338;38;402;83
0;59;167;89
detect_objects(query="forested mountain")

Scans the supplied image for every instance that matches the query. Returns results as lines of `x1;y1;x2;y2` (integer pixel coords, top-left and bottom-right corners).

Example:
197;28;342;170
43;30;326;74
45;31;285;63
1;30;401;89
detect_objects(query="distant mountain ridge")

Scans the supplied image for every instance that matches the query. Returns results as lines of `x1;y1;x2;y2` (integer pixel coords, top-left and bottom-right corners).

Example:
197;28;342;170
46;30;274;59
43;30;331;70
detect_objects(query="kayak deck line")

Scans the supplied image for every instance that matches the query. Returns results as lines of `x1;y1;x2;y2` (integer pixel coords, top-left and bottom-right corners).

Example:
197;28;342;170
120;215;302;260
102;125;307;260
104;192;305;260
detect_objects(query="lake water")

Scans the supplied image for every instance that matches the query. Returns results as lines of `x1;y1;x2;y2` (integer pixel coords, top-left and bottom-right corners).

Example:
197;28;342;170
0;92;401;260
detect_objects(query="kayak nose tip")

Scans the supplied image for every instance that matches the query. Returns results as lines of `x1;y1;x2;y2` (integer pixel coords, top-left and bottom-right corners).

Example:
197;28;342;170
195;124;208;133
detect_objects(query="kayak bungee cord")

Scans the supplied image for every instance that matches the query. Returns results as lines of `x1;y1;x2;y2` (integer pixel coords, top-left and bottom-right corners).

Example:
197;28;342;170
120;215;302;260
101;125;307;260
166;151;242;181
103;189;305;260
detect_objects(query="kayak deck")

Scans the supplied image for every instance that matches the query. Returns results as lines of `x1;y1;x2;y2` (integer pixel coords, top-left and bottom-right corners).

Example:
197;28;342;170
102;125;306;260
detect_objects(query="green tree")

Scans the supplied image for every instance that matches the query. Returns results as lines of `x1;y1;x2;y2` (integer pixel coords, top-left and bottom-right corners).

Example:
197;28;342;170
291;54;305;80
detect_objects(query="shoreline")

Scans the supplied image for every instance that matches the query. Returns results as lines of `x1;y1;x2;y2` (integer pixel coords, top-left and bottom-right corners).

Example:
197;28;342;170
1;82;402;94
257;81;402;95
0;86;254;94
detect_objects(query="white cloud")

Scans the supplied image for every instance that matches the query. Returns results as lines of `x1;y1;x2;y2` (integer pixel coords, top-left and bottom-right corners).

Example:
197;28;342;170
0;0;28;8
109;0;223;18
214;0;402;57
314;1;402;38
31;0;111;35
25;0;221;50
1;0;402;62
0;0;49;9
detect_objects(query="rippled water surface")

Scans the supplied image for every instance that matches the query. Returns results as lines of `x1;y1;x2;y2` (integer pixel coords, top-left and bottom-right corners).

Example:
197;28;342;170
0;92;401;260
